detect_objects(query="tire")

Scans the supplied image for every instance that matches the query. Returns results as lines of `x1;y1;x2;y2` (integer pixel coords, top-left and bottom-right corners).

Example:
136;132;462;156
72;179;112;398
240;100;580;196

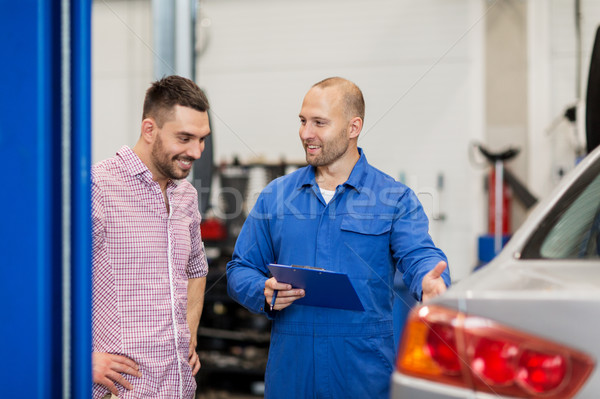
585;26;600;153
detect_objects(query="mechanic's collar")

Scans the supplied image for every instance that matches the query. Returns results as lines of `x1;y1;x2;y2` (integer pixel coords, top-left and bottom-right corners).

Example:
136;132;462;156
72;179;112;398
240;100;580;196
301;147;367;193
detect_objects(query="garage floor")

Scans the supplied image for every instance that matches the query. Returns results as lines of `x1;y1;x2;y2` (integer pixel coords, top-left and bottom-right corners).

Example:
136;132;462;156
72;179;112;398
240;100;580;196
197;390;261;399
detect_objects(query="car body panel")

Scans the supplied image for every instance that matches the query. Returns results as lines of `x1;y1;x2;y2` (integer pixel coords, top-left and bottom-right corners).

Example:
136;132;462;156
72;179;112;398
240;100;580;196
392;373;510;399
391;146;600;398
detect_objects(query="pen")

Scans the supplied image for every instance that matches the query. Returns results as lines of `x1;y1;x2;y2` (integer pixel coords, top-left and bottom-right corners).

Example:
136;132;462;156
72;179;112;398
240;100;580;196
270;290;278;311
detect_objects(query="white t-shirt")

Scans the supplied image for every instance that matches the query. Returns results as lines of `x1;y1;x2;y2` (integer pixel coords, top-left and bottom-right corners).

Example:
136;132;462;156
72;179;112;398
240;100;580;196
319;187;336;204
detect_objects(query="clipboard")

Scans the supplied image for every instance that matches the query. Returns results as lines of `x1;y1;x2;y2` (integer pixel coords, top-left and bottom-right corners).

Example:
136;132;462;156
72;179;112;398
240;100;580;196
267;263;364;311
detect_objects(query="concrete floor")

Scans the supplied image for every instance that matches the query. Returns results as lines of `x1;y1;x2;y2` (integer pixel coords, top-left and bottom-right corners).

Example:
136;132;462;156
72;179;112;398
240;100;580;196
197;390;261;399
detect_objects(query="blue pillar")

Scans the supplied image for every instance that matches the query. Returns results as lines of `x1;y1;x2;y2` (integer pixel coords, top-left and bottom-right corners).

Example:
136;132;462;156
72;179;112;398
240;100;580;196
0;1;91;397
71;0;93;397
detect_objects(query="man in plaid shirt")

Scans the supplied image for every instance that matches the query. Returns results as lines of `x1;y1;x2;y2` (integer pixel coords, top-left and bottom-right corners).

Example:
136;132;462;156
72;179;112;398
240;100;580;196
91;75;211;398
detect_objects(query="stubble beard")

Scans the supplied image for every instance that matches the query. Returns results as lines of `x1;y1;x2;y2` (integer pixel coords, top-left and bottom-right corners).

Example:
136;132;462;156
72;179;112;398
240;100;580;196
305;128;349;167
151;133;192;181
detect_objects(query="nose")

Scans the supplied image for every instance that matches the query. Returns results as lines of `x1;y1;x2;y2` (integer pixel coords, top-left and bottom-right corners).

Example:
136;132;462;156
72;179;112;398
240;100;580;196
188;140;205;160
299;124;313;141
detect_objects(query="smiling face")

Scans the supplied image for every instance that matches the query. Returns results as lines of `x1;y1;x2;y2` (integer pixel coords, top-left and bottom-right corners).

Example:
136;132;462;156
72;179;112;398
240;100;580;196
147;105;211;183
298;86;355;168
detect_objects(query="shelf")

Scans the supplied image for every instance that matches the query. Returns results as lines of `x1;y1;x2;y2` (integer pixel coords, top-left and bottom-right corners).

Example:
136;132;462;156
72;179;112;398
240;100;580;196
198;252;271;395
198;349;268;375
198;327;270;343
203;294;235;303
198;364;266;376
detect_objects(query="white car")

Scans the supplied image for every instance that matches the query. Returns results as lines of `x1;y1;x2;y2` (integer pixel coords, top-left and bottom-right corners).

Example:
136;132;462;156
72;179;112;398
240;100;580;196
391;146;600;398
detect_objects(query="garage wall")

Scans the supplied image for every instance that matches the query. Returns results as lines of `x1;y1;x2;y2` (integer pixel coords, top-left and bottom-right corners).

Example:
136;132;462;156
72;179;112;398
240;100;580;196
99;0;600;283
484;1;529;233
92;0;153;163
196;0;486;280
528;1;600;198
90;0;600;283
92;0;487;280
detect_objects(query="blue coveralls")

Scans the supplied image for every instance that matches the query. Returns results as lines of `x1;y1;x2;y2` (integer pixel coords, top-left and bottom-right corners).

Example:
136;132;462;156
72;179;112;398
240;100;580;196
226;149;450;398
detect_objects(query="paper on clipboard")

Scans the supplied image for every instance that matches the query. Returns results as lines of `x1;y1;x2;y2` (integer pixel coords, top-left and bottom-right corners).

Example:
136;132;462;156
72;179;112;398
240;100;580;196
267;263;364;311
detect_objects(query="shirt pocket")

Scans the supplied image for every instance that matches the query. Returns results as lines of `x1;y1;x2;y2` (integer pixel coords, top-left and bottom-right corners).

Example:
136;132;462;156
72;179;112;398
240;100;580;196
340;216;393;236
338;216;393;280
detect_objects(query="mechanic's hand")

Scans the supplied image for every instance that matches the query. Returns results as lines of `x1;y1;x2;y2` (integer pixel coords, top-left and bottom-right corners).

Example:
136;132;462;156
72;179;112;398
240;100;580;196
264;277;305;311
188;340;201;376
421;261;448;302
92;352;141;396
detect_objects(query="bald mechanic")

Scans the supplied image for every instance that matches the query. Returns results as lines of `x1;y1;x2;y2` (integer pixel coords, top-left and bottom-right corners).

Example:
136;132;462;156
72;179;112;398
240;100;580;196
226;77;450;398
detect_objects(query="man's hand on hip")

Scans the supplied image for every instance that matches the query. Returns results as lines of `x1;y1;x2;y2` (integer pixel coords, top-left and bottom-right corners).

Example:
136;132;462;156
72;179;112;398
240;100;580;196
188;340;201;376
93;352;141;396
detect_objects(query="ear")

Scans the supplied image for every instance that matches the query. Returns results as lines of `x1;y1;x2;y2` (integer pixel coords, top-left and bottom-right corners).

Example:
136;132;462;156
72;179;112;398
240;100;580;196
347;117;363;139
141;118;156;144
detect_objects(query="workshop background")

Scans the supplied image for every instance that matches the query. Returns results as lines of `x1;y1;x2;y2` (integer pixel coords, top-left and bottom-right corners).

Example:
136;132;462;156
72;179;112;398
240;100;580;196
88;1;600;396
1;0;599;398
93;0;600;282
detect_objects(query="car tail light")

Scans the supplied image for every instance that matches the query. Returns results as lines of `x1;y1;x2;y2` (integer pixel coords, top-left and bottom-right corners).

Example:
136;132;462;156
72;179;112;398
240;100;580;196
518;349;567;393
472;337;518;385
396;305;595;398
427;321;461;373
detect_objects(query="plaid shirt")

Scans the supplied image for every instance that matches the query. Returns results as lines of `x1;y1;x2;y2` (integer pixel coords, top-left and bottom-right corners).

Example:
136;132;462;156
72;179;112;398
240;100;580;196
92;146;208;398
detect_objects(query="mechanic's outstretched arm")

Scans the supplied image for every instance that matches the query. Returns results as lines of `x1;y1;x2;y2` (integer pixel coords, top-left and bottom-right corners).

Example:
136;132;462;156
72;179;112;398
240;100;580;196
421;261;448;302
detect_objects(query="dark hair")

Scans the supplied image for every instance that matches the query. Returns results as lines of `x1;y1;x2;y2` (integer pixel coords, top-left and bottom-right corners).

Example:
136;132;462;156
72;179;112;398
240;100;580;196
142;75;210;127
313;77;365;122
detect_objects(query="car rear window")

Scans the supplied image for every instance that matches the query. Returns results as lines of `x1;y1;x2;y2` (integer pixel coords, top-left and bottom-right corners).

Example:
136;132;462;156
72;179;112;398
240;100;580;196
522;159;600;259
